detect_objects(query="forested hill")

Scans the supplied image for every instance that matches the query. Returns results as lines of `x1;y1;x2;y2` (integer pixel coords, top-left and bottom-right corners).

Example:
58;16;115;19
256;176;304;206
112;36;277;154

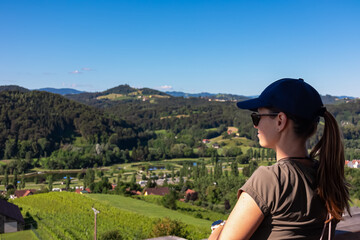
0;90;142;160
37;88;84;95
0;85;30;93
165;91;250;102
103;84;169;96
65;84;171;108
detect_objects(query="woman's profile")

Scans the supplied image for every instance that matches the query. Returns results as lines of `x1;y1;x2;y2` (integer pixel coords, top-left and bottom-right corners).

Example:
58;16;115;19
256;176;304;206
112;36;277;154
209;78;350;240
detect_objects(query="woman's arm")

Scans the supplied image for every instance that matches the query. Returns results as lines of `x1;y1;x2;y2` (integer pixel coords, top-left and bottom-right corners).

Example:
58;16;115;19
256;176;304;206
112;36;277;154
208;192;264;240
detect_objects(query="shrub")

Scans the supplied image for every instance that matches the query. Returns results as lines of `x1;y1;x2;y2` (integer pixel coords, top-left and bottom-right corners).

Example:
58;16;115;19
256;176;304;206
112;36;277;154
162;190;177;210
151;217;185;238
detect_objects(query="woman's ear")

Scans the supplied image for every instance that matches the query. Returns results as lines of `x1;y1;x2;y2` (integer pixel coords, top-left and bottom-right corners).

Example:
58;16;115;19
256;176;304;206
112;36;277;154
277;112;288;132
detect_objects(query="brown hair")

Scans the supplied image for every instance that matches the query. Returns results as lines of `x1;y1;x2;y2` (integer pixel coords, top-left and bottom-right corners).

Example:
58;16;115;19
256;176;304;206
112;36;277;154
309;110;351;221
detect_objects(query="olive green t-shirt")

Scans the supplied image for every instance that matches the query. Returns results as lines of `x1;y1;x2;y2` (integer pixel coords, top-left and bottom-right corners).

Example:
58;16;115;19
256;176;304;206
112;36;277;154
239;158;334;239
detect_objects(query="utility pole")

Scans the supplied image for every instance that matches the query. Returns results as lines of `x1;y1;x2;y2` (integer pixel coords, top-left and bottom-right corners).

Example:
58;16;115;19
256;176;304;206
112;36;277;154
92;207;100;240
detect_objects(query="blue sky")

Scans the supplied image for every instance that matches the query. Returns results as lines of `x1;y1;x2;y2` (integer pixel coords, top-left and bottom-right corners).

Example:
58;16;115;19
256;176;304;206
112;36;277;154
1;0;359;96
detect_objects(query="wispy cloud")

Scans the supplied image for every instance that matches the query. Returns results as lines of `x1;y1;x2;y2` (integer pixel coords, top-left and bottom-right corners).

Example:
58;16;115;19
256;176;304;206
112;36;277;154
159;85;173;90
81;67;93;71
69;70;82;74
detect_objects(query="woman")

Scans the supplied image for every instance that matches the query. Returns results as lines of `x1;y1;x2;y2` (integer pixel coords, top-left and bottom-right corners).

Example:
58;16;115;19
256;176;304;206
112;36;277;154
209;78;350;240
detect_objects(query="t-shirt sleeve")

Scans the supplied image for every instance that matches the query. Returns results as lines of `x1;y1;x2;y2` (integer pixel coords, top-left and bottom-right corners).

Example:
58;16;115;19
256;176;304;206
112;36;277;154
238;166;279;216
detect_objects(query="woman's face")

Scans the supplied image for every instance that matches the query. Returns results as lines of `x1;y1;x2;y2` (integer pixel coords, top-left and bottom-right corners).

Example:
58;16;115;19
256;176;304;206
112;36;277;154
255;108;279;149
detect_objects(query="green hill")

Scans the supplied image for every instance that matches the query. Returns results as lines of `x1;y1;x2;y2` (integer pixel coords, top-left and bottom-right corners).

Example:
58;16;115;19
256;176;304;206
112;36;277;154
66;84;171;106
0;90;139;161
0;85;30;93
10;192;209;240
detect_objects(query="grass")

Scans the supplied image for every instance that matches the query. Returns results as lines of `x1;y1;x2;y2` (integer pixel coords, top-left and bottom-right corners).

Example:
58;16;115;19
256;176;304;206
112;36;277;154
135;195;228;222
87;194;213;229
154;129;168;135
0;230;37;240
207;135;257;155
205;128;218;132
96;93;123;100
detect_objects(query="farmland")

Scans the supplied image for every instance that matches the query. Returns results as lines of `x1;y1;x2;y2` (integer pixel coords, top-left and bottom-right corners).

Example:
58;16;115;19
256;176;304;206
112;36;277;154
8;192;211;240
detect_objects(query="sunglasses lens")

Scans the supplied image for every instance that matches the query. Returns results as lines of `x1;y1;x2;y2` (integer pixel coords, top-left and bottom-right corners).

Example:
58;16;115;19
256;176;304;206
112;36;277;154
251;113;260;126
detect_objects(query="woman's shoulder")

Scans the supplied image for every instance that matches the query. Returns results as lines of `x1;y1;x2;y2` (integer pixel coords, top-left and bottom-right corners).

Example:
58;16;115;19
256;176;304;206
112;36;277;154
247;164;282;186
253;161;290;176
251;160;302;184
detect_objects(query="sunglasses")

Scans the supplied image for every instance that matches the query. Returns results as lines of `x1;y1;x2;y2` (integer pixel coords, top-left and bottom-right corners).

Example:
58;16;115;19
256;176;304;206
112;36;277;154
251;112;279;126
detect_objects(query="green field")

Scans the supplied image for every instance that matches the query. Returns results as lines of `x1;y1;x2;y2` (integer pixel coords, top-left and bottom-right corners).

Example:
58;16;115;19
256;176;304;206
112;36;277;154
9;192;210;240
0;230;37;240
88;194;213;229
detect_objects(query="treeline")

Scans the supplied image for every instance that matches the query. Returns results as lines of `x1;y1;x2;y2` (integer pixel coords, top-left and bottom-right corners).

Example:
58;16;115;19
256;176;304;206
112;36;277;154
327;100;360;159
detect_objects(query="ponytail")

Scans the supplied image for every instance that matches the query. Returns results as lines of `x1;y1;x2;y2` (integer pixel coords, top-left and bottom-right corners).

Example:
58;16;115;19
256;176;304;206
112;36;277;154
310;110;351;221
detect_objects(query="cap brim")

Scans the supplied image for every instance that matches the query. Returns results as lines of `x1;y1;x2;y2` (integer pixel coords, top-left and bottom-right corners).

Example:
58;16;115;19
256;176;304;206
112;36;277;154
236;98;263;112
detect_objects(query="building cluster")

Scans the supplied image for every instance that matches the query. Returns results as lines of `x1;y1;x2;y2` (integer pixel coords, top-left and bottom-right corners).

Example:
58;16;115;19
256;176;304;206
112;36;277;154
345;160;360;168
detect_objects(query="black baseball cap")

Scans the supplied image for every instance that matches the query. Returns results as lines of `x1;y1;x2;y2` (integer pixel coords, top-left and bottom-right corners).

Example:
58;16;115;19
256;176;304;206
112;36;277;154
236;78;324;121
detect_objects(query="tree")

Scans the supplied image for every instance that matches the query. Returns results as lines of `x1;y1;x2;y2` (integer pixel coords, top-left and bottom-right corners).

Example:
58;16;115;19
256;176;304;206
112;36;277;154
236;154;249;164
4;139;17;159
242;161;258;177
92;177;112;193
206;185;220;204
65;175;71;190
162;189;178;210
4;169;8;187
20;171;25;189
13;169;18;189
231;162;239;177
130;173;136;184
47;174;53;191
84;168;95;188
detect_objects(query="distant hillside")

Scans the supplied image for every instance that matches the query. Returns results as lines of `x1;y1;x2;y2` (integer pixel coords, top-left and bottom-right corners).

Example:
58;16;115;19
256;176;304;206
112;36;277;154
165;91;249;101
0;85;29;93
166;91;215;98
66;84;171;107
0;90;140;160
104;84;170;96
321;94;357;105
37;88;84;95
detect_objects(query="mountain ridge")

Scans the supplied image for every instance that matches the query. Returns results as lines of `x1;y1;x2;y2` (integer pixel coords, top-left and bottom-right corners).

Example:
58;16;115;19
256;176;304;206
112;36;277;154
0;84;357;104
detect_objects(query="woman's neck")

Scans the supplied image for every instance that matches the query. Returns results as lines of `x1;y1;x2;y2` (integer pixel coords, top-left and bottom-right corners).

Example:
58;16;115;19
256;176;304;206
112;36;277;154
275;137;308;161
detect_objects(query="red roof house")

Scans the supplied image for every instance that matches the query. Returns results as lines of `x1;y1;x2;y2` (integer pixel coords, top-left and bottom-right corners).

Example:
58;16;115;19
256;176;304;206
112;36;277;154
14;189;37;198
185;189;198;201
